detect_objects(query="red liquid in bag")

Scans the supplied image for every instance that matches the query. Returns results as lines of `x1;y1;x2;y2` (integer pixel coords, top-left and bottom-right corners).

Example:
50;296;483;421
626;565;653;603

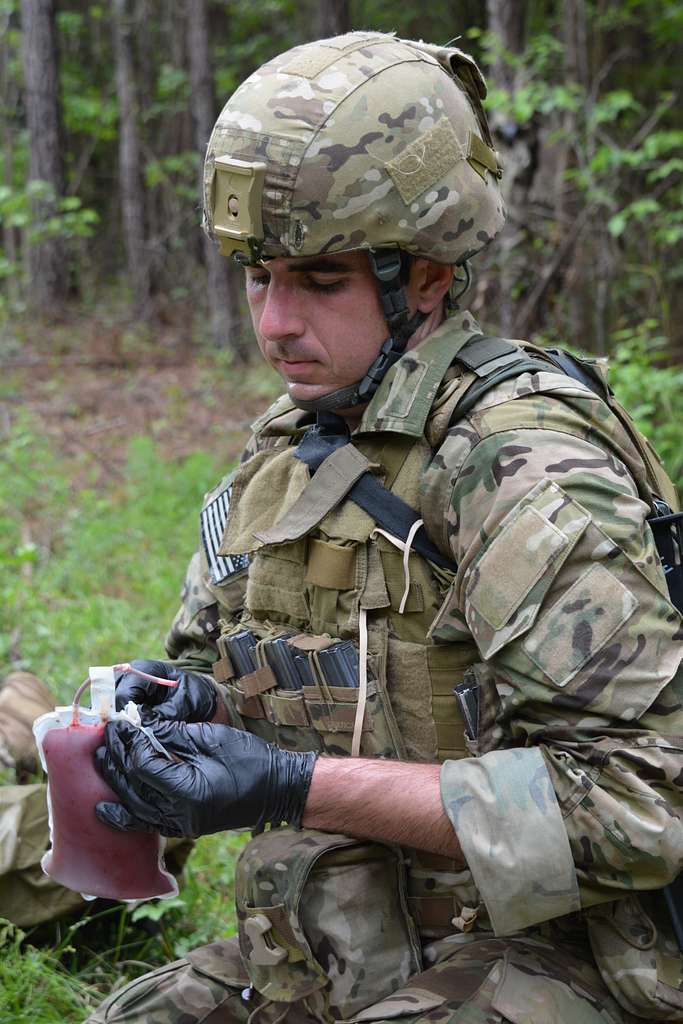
42;720;175;900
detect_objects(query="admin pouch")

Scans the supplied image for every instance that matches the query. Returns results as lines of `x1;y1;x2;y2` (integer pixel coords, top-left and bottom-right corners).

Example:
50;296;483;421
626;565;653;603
235;827;422;1022
587;894;683;1021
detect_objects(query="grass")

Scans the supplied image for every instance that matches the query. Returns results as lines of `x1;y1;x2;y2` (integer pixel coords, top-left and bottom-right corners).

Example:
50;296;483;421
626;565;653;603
1;416;219;692
0;418;248;1020
0;830;247;1021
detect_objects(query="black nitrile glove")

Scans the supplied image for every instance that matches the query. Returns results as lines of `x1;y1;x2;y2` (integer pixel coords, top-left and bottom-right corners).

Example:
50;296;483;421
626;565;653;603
94;718;317;838
115;659;217;723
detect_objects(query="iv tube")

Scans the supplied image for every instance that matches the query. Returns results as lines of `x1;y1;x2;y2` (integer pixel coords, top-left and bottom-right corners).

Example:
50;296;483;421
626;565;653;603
70;665;178;724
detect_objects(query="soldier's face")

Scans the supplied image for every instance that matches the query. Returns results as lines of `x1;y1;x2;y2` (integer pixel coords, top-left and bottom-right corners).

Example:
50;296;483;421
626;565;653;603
244;252;391;408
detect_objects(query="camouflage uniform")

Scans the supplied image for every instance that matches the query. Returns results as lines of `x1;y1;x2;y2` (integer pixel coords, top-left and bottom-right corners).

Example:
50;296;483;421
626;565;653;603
87;31;683;1024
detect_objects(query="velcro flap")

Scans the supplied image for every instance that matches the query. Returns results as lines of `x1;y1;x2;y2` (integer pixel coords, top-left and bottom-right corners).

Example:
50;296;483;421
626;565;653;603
469;505;568;631
464;480;591;659
467;131;502;181
387;116;461;205
407;895;456;930
305;539;357;590
212;654;234;683
263;691;311;728
491;961;607;1024
282;32;386;79
523;563;638;688
240;665;278;698
219;448;311;555
255;445;371;547
303;689;373;734
289;634;337;653
231;686;265;719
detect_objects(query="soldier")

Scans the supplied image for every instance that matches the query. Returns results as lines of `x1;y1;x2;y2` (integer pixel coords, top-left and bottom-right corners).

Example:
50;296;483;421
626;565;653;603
89;32;683;1024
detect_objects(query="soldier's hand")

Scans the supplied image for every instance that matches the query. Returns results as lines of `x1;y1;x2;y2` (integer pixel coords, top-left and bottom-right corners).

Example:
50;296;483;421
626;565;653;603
115;659;218;723
94;718;317;838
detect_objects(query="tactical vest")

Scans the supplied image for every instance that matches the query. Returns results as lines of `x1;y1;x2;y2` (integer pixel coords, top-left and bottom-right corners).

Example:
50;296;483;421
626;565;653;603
209;316;680;946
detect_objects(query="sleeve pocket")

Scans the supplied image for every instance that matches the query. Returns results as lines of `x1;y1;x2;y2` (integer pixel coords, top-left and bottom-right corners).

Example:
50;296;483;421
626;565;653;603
522;563;638;688
464;480;591;659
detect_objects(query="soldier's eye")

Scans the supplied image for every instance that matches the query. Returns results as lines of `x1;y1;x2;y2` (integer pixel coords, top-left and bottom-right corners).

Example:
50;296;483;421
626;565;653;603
305;275;347;294
246;271;270;291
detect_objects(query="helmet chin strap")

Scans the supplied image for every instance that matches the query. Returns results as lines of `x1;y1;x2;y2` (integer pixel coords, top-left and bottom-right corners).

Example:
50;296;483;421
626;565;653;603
292;248;426;414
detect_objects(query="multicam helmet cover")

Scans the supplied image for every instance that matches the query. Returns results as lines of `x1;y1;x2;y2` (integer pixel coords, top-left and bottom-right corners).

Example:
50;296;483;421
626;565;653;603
204;32;506;267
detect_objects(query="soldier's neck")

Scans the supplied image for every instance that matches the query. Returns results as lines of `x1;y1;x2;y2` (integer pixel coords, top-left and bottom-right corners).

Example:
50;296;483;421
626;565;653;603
339;307;446;431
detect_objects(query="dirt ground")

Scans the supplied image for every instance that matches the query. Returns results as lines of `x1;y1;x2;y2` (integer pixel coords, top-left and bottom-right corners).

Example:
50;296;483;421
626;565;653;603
3;308;281;480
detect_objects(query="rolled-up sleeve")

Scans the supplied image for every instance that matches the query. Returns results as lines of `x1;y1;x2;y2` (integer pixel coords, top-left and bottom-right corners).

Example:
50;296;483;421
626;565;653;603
441;748;580;933
431;389;683;935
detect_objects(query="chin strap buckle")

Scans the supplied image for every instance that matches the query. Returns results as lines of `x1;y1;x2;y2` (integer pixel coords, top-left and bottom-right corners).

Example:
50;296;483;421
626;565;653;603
357;335;404;401
368;248;410;334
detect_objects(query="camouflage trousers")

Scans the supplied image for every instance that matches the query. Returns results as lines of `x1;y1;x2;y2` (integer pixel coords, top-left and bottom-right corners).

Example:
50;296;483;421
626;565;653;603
0;782;86;926
87;931;641;1024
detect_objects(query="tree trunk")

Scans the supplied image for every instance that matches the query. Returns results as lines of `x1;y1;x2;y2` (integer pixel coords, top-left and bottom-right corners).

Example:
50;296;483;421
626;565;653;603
112;0;151;315
558;0;607;352
186;0;246;356
19;0;67;314
1;6;20;310
316;0;350;39
485;0;532;336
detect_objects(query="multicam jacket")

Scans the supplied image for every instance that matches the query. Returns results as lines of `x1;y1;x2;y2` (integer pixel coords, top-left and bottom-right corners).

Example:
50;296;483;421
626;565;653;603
166;310;683;1017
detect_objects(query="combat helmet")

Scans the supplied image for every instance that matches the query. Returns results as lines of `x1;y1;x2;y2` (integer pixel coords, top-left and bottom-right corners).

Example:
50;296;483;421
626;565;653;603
204;32;506;410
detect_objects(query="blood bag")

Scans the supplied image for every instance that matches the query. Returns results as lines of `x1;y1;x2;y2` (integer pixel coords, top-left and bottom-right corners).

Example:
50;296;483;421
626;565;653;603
33;666;178;902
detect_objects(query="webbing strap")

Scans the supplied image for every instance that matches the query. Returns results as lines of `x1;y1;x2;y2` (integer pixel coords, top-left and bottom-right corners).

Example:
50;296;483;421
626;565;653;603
294;414;457;572
454;357;555;419
457;335;518;372
451;339;679;515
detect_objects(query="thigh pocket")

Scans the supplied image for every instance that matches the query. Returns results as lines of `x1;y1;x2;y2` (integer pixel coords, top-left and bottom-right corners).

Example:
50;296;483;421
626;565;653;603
236;829;422;1022
588;895;683;1021
491;958;619;1024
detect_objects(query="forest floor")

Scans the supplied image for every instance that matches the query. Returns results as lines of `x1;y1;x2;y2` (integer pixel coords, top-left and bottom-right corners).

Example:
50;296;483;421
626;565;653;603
3;306;279;484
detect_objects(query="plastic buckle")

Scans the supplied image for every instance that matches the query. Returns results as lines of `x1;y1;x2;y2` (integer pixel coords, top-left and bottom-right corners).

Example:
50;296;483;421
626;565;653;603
368;247;402;282
244;914;288;967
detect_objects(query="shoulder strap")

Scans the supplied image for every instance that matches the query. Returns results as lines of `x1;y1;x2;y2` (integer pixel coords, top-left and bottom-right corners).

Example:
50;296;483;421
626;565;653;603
294;414;457;572
450;336;679;512
452;335;557;419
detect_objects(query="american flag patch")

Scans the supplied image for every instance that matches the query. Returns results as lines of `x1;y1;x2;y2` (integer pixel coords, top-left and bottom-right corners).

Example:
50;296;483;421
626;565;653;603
200;487;250;585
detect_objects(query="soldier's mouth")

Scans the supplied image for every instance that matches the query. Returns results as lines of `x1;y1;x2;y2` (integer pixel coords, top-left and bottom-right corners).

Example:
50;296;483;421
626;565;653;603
278;359;318;379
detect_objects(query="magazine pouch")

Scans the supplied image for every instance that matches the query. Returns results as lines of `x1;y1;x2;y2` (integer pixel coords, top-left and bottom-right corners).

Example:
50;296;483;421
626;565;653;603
236;827;421;1022
587;894;683;1020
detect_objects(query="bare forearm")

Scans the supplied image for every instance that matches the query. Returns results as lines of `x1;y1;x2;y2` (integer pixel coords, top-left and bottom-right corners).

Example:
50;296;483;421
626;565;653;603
302;756;465;864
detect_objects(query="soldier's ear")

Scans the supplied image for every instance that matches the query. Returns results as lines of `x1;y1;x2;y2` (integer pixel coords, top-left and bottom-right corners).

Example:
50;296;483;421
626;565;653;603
409;259;454;314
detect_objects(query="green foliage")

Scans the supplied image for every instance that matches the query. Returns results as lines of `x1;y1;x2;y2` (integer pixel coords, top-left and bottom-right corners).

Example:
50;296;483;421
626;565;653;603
0;920;94;1023
0;181;98;241
0;180;98;310
608;321;683;486
472;2;683;350
0;829;248;1020
0;423;249;1019
144;152;199;201
0;421;218;697
130;831;248;957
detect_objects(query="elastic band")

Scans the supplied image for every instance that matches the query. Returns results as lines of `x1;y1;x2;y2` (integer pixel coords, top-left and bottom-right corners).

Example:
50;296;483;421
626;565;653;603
371;519;425;614
351;606;369;758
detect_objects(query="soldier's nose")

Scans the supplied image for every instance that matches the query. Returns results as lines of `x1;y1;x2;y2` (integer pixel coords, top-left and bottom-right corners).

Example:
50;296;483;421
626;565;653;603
258;282;306;344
